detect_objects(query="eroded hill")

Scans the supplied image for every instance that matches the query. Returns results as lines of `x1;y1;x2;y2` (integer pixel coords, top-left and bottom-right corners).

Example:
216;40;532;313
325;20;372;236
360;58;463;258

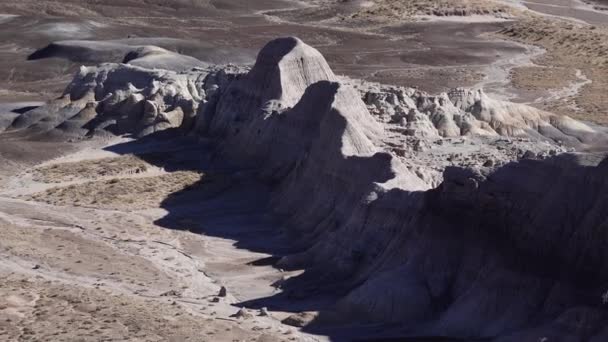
1;36;607;341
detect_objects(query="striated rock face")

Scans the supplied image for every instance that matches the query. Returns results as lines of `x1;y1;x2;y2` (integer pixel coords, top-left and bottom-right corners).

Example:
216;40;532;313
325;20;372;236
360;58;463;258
246;37;337;106
5;37;608;340
204;37;338;138
339;152;608;337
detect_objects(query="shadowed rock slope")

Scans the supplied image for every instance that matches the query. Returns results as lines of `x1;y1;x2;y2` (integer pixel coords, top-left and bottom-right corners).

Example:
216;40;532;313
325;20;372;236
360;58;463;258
5;37;608;340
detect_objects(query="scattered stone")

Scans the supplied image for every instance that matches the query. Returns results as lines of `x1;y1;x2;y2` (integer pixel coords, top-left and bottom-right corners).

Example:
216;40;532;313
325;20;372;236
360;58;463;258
522;150;537;159
259;307;270;317
160;290;181;297
281;312;319;328
231;308;254;320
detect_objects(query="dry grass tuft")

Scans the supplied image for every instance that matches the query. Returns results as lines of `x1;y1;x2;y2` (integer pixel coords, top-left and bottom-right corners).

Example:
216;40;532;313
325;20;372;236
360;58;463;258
31;155;150;183
350;0;513;21
26;171;206;210
500;18;608;123
500;19;608;67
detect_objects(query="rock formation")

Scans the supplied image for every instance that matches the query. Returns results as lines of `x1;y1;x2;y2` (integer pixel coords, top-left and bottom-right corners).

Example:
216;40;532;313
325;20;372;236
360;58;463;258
29;39;210;71
5;37;608;340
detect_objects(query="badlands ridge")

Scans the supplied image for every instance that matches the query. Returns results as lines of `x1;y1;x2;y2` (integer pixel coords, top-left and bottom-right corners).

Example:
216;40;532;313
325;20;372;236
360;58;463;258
4;37;608;340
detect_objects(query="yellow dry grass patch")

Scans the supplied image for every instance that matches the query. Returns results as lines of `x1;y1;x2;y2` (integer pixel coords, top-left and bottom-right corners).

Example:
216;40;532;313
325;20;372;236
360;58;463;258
501;19;608;67
351;0;513;21
500;18;608;123
510;65;577;92
31;155;150;183
27;171;204;210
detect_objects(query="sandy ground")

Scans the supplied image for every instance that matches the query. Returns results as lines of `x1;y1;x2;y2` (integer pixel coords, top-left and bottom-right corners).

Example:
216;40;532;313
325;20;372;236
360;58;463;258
0;136;327;342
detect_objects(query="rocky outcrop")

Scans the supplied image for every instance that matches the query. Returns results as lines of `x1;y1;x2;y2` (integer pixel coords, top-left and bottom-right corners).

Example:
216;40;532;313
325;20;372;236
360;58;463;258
121;46;208;71
360;84;608;148
6;63;229;138
5;36;608;340
338;152;608;338
203;37;338;137
29;40;209;72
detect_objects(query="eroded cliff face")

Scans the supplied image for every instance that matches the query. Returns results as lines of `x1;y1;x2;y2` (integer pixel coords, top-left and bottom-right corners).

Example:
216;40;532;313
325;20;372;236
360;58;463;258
5;37;608;340
339;152;608;338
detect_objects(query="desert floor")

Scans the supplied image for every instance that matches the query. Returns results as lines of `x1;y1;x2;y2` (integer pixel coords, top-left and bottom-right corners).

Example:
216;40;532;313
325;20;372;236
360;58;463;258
0;0;607;341
0;134;337;342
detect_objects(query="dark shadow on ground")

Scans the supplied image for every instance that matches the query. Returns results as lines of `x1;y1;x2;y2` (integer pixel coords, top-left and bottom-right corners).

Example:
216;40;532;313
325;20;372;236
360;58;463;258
101;130;440;341
100;111;506;341
102;127;608;342
11;105;41;114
